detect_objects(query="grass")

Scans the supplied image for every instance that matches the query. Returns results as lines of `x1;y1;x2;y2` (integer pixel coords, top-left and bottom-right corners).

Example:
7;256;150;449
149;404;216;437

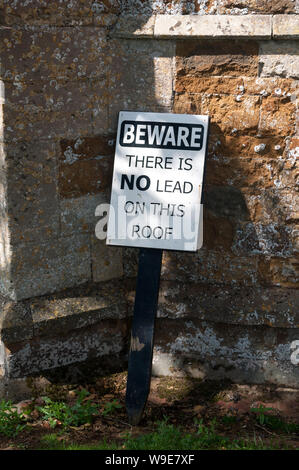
250;405;299;434
0;400;27;437
1;386;298;451
37;389;98;429
38;419;294;451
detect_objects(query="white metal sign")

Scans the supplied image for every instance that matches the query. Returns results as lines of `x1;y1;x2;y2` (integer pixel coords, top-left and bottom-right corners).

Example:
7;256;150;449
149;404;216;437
106;111;209;251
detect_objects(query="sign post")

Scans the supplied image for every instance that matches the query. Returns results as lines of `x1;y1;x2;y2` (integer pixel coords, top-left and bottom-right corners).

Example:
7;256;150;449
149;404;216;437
106;111;209;424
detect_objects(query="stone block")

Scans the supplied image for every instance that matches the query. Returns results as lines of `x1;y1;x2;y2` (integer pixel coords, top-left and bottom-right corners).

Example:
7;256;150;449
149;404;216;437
0;297;33;343
91;236;123;282
259;41;299;79
111;14;156;37
273;14;299;39
175;75;243;94
176;94;261;135
5;319;128;378
173;92;202;115
176;39;259;77
242;77;297;97
207;134;287;160
59;135;114;198
0;0;96;26
244;189;299;225
29;280;128;337
258;257;299;288
232;222;295;257
155;14;272;38
3;79;107;141
204;185;250;221
108;38;174;129
0;27;109;82
0;278;128;342
218;0;296;14
9;234;91;300
201;94;260;135
205;155;297;191
161;248;259;285
156;281;299;328
61;193;109;236
153;318;299;387
4;140;60;244
259;95;296;137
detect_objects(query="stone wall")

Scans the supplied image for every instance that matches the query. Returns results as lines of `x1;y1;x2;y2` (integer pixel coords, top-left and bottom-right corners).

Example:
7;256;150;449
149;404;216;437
0;1;298;396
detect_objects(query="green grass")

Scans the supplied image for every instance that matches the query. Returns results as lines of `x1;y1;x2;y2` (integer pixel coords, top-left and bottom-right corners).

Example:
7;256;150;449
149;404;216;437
250;405;299;434
39;433;117;450
0;400;27;437
37;389;98;429
38;419;292;451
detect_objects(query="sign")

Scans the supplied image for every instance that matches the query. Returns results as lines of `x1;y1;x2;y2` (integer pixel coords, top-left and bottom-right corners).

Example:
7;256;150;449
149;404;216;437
106;111;209;252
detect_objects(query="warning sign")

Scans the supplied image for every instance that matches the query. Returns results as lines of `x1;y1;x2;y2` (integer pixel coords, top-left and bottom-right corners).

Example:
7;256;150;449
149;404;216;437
106;111;209;251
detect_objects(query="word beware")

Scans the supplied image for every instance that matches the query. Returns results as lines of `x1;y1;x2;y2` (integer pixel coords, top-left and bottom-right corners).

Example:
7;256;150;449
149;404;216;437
120;120;204;151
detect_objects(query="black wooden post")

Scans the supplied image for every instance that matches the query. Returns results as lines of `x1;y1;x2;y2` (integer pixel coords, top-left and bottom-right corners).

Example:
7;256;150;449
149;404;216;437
126;247;163;425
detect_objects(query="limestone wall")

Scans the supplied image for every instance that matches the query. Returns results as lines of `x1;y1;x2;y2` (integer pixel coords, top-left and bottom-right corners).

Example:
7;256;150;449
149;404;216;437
0;1;298;391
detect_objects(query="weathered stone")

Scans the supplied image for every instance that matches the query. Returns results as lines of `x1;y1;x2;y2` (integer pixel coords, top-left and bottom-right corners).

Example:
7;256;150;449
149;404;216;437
202;94;260;135
91;236;123;282
59;135;114;198
0;2;298;390
153;318;299;387
288;136;299;163
61;193;109;236
242;77;297;97
259;41;299;79
259;257;299;288
207;134;288;160
218;0;296;14
29;280;128;337
244;189;299;224
0;372;32;402
233;222;295;257
3;79;107;141
108;38;174;129
273;14;299;39
0;297;33;343
203;211;234;250
173;92;201;114
0;279;129;343
122;247;139;279
176;39;259;77
5;319;128;378
204;186;249;220
111;14;156;37
175;75;243;94
0;27;109;83
0;0;98;26
205;155;297;190
259;95;296;136
9;234;91;301
154;14;272;38
4;141;59;244
162;248;259;285
156;282;299;327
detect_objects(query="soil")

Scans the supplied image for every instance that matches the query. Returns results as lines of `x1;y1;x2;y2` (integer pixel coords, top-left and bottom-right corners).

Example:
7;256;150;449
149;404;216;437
0;373;298;450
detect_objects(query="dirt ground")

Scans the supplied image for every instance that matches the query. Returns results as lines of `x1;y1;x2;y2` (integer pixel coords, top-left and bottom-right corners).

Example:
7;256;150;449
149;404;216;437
0;373;298;450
